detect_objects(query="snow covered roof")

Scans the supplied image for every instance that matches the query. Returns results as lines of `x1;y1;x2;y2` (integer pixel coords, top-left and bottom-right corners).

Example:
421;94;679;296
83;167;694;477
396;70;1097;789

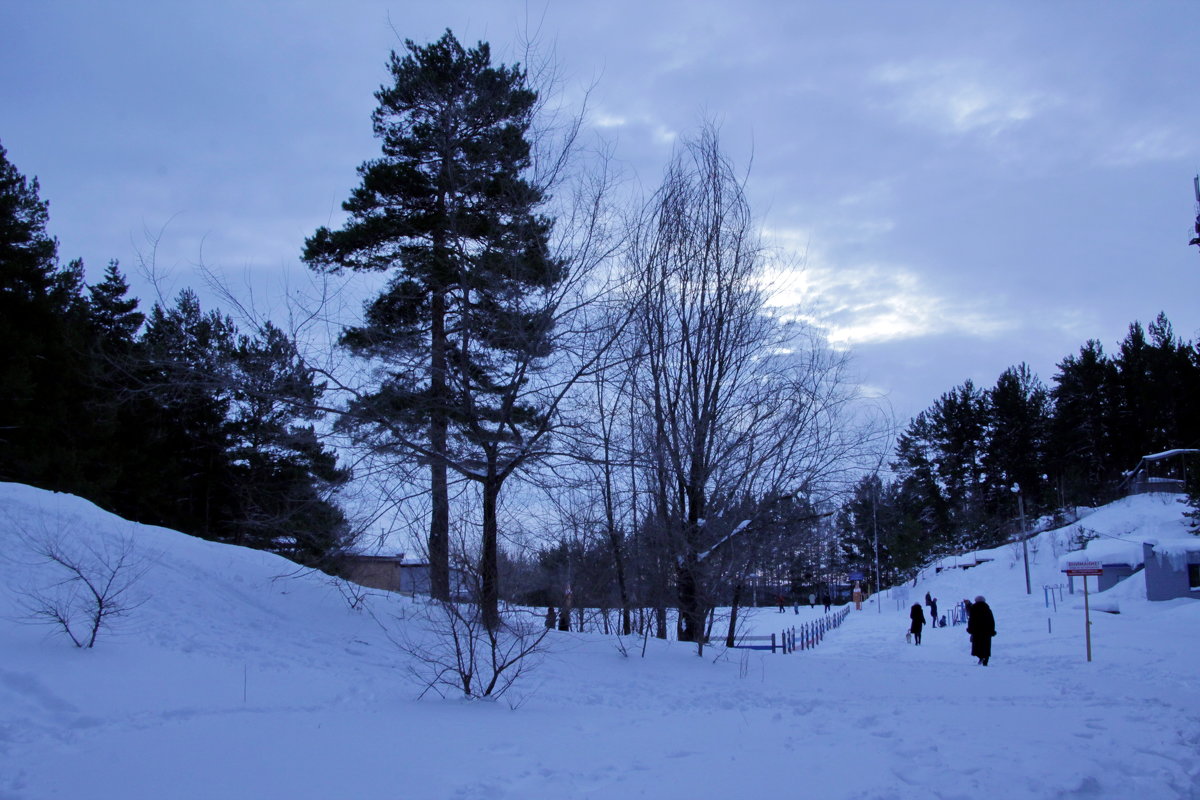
1146;538;1200;555
1140;448;1200;462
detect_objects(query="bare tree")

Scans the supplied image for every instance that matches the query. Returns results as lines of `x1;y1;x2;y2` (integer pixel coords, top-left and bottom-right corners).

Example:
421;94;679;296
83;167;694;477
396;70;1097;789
618;124;883;648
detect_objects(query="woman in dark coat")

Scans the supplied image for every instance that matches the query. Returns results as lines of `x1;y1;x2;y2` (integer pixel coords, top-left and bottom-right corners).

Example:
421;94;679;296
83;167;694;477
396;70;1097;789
966;595;996;665
909;602;926;645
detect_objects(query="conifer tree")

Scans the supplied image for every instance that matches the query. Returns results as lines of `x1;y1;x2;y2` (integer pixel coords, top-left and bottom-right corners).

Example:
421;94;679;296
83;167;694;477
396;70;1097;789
983;363;1052;527
227;322;351;564
1049;339;1119;504
0;142;91;491
87;260;144;346
131;290;239;539
304;31;561;612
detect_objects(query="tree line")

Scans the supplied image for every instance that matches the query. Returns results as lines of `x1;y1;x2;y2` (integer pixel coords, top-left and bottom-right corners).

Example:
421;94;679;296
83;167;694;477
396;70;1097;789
0;142;351;565
838;314;1200;590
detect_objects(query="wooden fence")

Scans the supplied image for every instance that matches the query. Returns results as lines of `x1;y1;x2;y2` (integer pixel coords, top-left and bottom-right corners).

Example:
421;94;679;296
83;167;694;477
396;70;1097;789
729;606;851;653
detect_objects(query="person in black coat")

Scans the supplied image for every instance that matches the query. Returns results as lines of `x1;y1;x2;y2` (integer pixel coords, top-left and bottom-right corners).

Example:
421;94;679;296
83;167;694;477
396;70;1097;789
909;602;926;645
966;595;996;665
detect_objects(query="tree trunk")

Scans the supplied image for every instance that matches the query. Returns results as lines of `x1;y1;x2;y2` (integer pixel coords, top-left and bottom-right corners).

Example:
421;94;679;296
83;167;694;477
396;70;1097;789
676;558;705;643
428;288;450;602
726;582;743;647
479;471;501;630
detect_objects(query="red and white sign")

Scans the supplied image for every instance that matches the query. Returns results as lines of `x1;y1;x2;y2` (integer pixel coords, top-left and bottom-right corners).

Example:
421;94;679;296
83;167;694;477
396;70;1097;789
1064;560;1103;576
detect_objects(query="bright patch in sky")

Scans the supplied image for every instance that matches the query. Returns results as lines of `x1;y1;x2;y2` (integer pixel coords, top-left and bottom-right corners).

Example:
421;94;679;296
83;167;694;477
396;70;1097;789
872;59;1053;138
762;226;1011;348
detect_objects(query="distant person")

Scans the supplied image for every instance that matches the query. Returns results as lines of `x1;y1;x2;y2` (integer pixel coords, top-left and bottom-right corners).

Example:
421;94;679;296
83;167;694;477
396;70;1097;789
966;595;996;666
909;602;926;645
852;583;863;610
925;591;932;609
929;597;938;628
777;594;785;613
808;592;816;608
822;592;832;612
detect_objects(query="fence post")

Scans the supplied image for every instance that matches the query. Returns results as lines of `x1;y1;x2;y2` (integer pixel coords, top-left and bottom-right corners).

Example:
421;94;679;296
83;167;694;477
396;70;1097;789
771;632;776;654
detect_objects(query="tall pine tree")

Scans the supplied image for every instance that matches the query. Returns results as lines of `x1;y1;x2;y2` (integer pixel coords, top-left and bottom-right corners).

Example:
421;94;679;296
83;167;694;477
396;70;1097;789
983;363;1051;526
304;31;561;618
1049;339;1119;505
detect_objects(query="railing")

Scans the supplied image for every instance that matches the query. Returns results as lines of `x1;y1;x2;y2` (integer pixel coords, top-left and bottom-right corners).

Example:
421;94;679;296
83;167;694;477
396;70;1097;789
1043;583;1069;611
729;606;851;654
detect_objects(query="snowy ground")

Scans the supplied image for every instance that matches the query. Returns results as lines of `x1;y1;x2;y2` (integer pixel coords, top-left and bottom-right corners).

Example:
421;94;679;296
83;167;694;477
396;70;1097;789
1;482;1198;799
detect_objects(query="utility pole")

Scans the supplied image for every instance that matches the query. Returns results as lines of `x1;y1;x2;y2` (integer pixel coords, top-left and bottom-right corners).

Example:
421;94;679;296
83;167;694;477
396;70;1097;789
1012;483;1031;595
872;476;881;613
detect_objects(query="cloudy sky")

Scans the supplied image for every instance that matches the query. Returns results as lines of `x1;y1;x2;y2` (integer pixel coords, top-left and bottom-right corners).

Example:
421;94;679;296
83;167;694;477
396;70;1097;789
3;1;1198;423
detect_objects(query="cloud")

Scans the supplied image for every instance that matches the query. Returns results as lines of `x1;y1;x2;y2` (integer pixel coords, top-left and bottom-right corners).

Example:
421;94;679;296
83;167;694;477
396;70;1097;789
761;226;1013;348
589;104;677;147
1095;122;1197;167
870;59;1055;139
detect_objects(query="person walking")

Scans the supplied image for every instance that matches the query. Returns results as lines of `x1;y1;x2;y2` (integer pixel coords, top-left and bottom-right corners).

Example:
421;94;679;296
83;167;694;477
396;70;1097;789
929;597;939;628
821;592;832;612
909;602;926;645
966;595;996;665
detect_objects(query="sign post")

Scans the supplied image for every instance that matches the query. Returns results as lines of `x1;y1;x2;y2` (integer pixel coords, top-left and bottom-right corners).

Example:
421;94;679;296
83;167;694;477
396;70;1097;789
1063;561;1102;662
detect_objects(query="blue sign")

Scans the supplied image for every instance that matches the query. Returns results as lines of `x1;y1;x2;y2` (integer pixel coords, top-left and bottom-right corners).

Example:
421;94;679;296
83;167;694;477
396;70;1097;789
849;571;864;581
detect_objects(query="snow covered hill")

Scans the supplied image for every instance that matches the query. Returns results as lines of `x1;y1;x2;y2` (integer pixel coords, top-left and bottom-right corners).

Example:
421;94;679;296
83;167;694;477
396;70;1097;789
2;482;1198;799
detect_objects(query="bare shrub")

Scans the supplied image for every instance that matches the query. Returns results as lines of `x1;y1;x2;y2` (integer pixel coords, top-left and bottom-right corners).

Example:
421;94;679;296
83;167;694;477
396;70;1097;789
330;576;372;612
399;601;549;702
13;525;150;648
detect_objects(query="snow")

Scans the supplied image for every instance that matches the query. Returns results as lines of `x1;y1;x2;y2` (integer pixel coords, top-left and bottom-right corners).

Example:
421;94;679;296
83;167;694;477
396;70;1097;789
2;482;1199;799
1051;494;1194;571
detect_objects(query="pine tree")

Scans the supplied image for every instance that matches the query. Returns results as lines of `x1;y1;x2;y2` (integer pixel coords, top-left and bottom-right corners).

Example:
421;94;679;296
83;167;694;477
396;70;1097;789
227;322;351;565
303;30;561;616
983;363;1052;528
128;290;239;539
930;380;989;541
0;143;93;491
87;260;144;346
1049;339;1119;504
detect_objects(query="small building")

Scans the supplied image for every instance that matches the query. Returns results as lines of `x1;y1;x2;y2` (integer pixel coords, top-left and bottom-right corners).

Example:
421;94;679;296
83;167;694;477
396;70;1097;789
1059;539;1143;594
1142;540;1200;602
340;554;471;598
1119;449;1199;496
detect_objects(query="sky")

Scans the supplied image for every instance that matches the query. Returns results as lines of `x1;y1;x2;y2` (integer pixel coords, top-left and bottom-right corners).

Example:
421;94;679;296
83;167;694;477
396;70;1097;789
2;1;1199;423
2;480;1199;797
